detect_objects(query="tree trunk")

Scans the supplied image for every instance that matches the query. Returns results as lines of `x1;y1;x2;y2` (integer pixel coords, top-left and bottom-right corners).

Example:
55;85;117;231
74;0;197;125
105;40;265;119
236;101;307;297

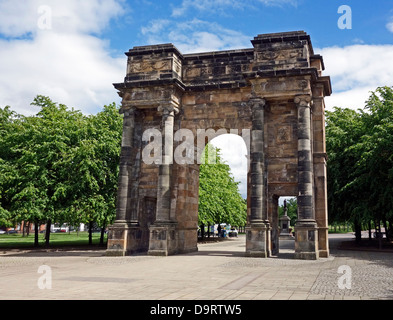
45;219;51;247
201;224;205;240
100;225;106;246
34;220;39;247
368;220;372;241
88;221;93;245
382;218;389;241
354;218;362;244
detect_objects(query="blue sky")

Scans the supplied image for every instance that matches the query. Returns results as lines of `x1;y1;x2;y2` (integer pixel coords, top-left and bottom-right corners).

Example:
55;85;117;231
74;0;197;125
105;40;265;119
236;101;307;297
1;0;393;197
108;0;393;50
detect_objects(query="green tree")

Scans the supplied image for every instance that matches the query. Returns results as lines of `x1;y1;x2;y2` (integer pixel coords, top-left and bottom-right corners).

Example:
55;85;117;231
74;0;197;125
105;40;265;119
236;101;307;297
0;106;18;229
354;87;393;240
0;96;122;247
326;86;393;242
326;106;365;242
65;103;122;245
198;144;247;231
2;96;87;245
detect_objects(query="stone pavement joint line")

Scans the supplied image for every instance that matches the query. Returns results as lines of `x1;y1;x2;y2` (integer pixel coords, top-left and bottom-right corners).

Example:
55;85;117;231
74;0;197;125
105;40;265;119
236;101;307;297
222;272;265;290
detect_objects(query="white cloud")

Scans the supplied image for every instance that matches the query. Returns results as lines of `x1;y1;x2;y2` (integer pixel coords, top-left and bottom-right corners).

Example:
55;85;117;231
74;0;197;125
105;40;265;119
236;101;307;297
324;87;375;111
386;21;393;33
0;33;125;115
172;0;246;17
141;19;171;36
257;0;298;7
0;0;125;37
318;44;393;110
172;0;297;17
141;18;250;53
0;0;126;115
386;15;393;33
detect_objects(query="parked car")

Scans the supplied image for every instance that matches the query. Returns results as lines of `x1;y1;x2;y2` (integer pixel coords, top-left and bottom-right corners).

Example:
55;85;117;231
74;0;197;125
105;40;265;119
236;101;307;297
7;230;18;234
0;230;6;234
227;227;238;238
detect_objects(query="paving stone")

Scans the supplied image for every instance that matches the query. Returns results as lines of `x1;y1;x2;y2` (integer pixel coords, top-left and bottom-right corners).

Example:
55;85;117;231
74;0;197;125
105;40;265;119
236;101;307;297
0;234;392;300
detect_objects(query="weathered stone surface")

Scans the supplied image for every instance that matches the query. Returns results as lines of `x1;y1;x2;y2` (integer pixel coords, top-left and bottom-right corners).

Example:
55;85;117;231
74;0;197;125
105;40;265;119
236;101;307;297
107;31;331;259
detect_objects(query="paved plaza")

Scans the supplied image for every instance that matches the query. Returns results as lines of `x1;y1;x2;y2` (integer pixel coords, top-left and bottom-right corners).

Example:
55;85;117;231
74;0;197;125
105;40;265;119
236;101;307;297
0;233;392;300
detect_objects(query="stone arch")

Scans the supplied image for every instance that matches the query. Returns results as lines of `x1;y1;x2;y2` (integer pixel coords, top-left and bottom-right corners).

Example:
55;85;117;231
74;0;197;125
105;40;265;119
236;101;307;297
106;31;332;260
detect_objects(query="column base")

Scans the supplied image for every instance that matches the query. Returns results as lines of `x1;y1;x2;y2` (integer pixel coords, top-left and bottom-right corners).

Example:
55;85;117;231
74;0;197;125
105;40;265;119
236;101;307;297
148;222;178;256
271;226;279;256
279;233;295;240
294;220;319;260
106;221;145;256
318;250;329;258
177;227;198;254
318;227;330;258
245;222;271;258
293;251;318;260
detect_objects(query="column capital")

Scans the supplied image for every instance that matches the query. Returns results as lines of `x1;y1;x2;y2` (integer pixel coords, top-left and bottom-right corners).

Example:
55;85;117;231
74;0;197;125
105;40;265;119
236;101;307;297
294;95;312;107
249;97;266;110
158;104;180;116
120;104;137;116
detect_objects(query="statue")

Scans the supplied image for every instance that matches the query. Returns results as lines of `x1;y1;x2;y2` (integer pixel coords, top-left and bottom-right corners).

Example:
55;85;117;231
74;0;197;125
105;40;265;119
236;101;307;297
279;199;294;239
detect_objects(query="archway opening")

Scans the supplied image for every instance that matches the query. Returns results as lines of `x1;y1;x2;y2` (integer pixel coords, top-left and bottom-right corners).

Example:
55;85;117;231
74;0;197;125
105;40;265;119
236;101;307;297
276;196;297;258
196;133;248;255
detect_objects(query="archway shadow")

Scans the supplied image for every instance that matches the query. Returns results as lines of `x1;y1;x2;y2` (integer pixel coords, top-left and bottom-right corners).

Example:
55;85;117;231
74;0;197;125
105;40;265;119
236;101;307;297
187;248;297;259
189;250;248;258
273;251;295;259
185;237;297;259
273;239;296;259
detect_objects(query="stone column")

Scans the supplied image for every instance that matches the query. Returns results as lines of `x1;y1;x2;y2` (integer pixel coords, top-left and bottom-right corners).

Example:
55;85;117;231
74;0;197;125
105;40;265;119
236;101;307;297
246;98;270;258
107;106;141;256
250;98;265;223
148;104;179;256
294;95;319;260
314;153;329;257
117;107;136;223
312;92;329;258
155;104;177;222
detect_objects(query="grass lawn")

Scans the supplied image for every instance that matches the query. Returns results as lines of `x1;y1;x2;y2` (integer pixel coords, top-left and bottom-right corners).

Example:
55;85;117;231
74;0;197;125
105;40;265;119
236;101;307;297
0;231;107;249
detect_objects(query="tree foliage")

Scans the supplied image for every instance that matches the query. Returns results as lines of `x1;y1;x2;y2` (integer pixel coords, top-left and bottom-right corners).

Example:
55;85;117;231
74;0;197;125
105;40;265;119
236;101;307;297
326;86;393;241
0;96;122;246
198;144;247;227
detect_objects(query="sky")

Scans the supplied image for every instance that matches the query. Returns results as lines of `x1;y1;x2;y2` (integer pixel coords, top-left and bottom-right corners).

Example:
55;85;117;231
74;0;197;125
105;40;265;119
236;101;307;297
1;0;393;198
